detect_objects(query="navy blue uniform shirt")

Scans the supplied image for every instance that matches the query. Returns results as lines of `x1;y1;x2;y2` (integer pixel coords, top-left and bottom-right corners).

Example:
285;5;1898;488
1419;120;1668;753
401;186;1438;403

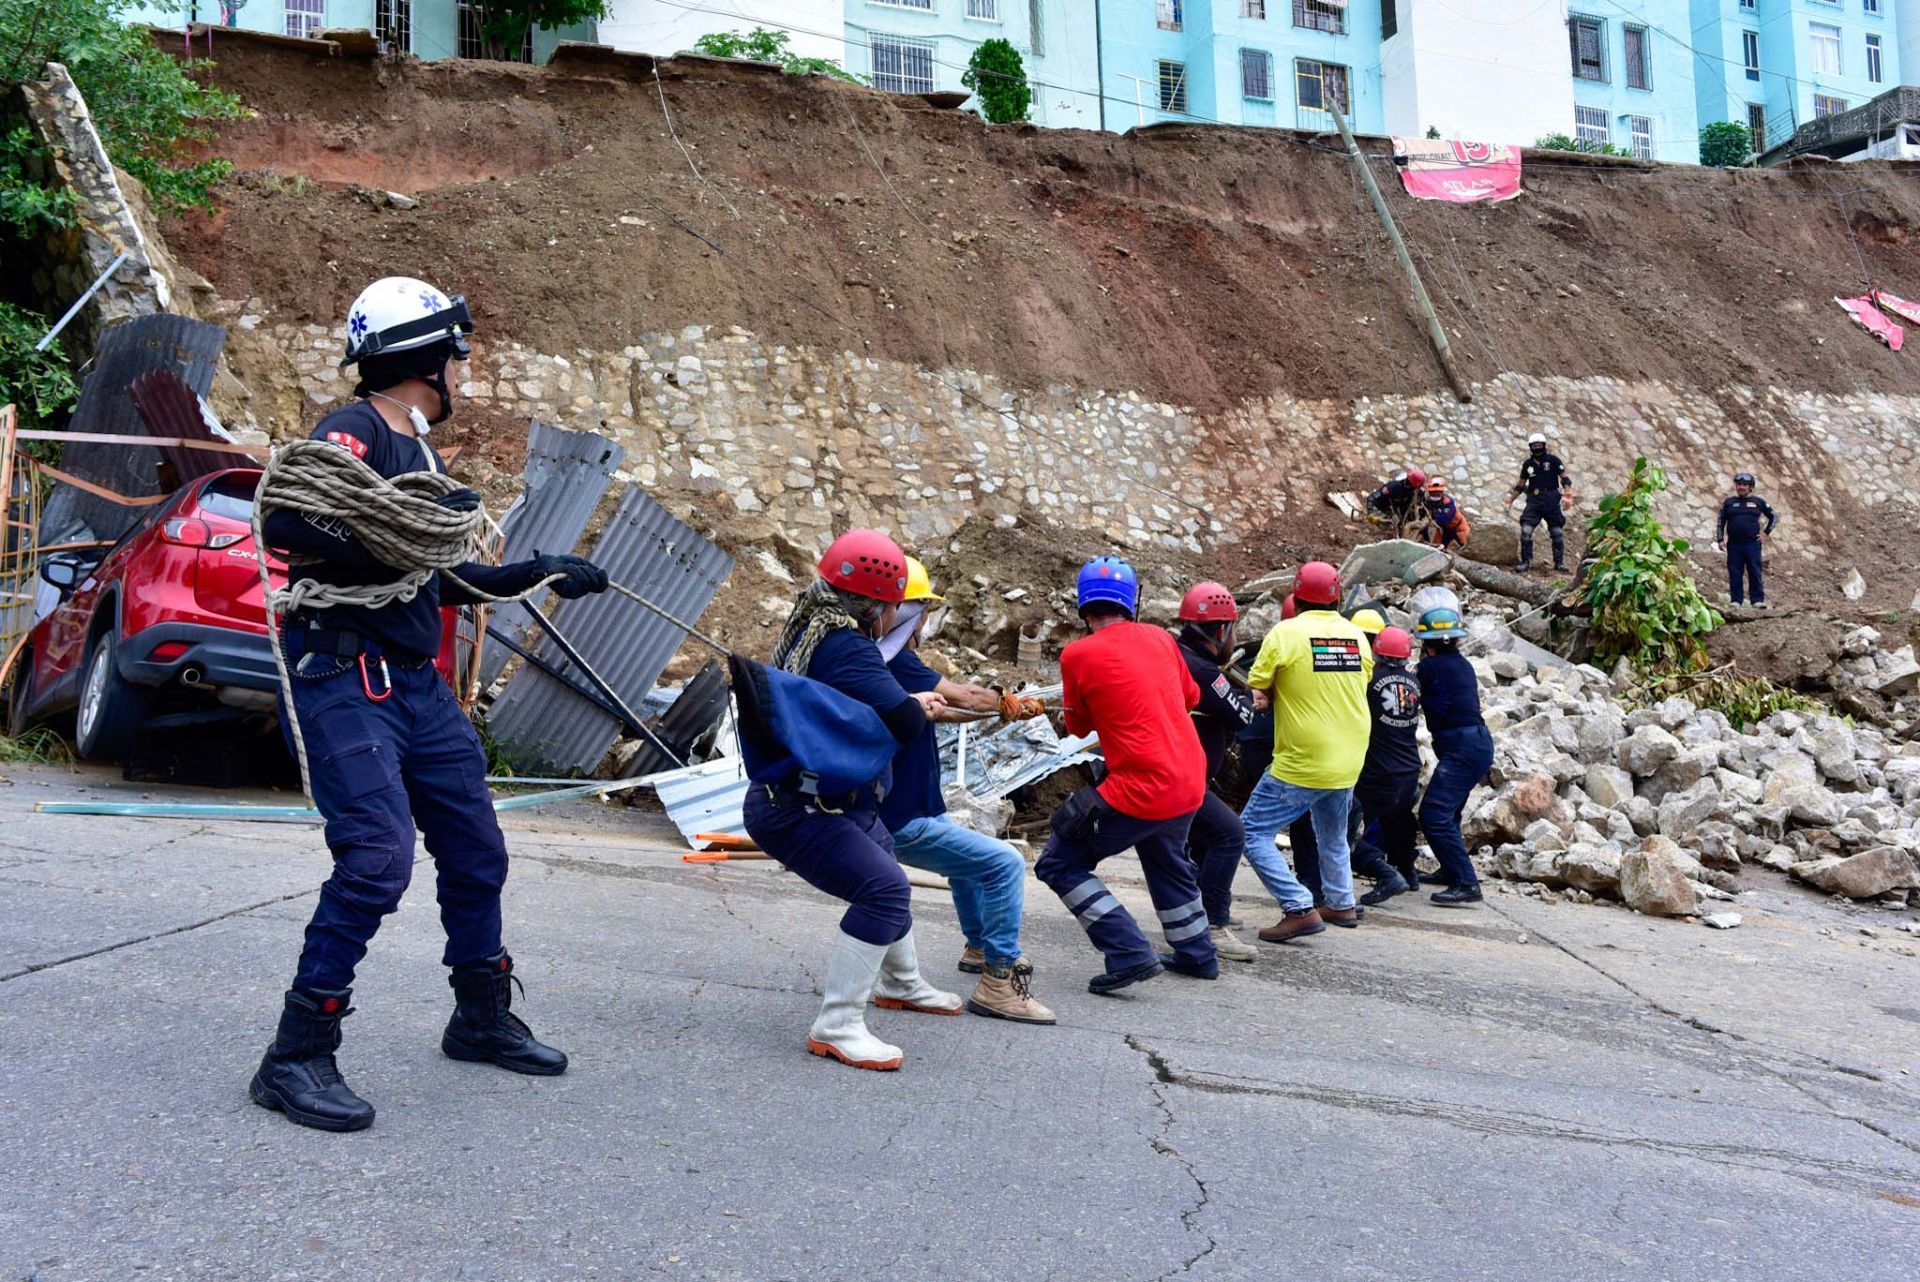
1418;647;1485;736
880;649;946;831
1715;494;1777;544
1178;630;1256;780
1516;451;1570;498
262;401;539;662
1362;658;1423;780
802;626;923;801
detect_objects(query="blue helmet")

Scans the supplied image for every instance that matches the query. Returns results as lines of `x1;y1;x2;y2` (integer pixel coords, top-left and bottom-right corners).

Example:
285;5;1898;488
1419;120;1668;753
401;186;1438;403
1077;556;1139;617
1414;605;1467;643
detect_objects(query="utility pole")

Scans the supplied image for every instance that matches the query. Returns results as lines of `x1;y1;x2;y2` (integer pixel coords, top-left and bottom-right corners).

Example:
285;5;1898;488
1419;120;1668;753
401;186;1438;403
1327;102;1474;404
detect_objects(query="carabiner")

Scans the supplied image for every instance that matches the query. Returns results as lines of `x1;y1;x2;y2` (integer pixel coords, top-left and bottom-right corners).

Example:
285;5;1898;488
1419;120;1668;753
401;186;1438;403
358;653;393;702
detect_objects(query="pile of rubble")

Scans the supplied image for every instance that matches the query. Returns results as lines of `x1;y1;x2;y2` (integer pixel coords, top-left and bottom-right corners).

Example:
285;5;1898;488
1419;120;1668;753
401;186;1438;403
1463;654;1920;920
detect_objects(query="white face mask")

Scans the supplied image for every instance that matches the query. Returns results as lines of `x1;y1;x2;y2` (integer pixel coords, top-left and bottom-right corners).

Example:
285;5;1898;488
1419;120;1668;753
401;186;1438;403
370;391;432;437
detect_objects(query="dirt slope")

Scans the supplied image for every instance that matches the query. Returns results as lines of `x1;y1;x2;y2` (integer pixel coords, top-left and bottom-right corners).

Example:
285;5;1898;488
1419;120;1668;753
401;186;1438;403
166;36;1920;416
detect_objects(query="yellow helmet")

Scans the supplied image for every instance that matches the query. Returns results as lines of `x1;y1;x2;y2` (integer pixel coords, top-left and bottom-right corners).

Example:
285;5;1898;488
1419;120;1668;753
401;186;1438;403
1349;607;1389;636
903;556;944;605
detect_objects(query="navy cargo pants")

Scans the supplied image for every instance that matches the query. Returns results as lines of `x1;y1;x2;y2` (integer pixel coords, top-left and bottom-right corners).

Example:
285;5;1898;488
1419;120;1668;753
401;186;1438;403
1036;786;1214;975
1727;540;1765;605
284;630;507;994
1518;493;1566;567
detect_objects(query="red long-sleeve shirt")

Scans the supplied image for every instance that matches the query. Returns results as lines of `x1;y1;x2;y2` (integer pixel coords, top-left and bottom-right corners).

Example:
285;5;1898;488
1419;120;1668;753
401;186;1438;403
1061;622;1206;821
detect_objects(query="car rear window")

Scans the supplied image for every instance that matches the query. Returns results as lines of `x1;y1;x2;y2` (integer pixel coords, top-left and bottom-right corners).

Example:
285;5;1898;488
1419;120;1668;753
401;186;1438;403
199;474;258;522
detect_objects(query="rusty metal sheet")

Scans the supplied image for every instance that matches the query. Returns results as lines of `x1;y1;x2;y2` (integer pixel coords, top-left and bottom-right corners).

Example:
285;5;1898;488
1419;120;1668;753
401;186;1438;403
486;485;732;774
478;420;625;688
128;370;238;486
39;315;225;547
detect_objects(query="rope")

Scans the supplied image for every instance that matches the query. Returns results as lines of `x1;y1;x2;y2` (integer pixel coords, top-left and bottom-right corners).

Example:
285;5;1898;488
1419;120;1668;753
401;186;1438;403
250;438;561;796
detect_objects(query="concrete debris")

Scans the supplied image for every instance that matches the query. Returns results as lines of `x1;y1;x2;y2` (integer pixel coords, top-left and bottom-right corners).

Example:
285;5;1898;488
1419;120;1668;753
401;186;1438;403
1842;568;1867;600
1702;911;1743;929
1337;538;1451;588
1460;647;1920;914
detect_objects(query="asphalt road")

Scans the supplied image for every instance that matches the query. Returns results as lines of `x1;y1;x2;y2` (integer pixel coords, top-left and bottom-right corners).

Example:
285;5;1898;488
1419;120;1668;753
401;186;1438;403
3;762;1918;1281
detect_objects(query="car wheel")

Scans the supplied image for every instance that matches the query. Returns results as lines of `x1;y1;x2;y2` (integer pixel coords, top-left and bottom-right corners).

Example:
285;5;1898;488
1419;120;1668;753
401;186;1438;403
75;630;149;762
4;647;31;739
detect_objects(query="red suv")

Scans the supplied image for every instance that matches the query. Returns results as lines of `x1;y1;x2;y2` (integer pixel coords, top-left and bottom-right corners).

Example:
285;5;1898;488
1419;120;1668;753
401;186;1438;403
7;467;286;760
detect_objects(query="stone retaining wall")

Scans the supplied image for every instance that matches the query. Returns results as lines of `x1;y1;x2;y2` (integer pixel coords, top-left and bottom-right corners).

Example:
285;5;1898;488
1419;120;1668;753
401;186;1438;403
269;317;1920;561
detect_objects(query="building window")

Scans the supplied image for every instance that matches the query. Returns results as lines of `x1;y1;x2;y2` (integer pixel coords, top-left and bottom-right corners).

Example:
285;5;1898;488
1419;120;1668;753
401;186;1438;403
1240;48;1274;100
1243;0;1267;18
1740;0;1754;9
456;0;531;59
1157;60;1189;113
1627;115;1652;159
1030;0;1045;56
1157;0;1183;32
1574;104;1610;148
1815;94;1848;118
965;0;1000;20
285;0;324;39
1809;23;1842;76
1382;0;1398;40
1294;1;1347;36
1867;34;1883;83
1622;24;1650;90
1748;102;1767;150
1569;15;1606;82
873;35;937;94
1864;0;1881;14
874;0;935;9
375;0;410;53
1295;58;1349;115
1742;30;1760;81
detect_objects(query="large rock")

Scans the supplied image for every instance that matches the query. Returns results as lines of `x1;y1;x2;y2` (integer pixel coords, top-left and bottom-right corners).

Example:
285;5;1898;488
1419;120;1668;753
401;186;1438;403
1781;786;1846;829
1640;747;1718;805
1761;753;1820;806
1811;722;1861;784
1620;836;1700;917
1584;763;1635;810
1790;847;1920;899
1555;842;1624;896
1465;773;1569;847
1550;707;1627;765
1656;778;1721;839
1617;725;1682;778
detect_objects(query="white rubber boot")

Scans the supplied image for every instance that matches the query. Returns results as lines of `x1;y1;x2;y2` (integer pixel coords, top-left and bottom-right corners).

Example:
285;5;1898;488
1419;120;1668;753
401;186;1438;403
807;933;904;1071
871;928;964;1015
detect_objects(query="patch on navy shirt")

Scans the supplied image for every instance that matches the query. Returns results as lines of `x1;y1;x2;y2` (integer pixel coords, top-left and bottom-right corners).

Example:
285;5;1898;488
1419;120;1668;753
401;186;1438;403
1310;637;1364;672
324;430;368;459
1211;674;1231;698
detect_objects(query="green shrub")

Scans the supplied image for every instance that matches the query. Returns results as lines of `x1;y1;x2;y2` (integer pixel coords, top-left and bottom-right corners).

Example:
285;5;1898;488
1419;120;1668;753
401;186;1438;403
1699;120;1755;168
690;27;865;83
1531;132;1631;158
0;299;79;431
962;39;1031;124
1581;457;1722;671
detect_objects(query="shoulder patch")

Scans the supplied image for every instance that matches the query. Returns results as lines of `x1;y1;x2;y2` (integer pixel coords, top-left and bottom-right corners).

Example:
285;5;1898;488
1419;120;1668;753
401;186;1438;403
1211;674;1231;698
324;431;368;460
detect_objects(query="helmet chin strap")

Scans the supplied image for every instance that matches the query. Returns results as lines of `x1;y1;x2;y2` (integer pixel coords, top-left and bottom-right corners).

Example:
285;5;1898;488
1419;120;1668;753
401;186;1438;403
369;390;433;438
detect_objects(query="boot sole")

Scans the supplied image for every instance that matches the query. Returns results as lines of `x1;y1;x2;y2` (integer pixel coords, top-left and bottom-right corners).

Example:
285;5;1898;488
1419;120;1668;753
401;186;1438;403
1430;898;1484;909
806;1038;903;1070
249;1077;374;1133
441;1036;570;1076
964;998;1058;1025
1258;925;1327;944
871;996;964;1015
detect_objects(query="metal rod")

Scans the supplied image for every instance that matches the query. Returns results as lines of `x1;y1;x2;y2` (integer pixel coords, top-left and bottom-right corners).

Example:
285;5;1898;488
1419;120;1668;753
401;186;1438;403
36;252;131;352
1326;104;1474;404
607;581;730;659
521;607;689;770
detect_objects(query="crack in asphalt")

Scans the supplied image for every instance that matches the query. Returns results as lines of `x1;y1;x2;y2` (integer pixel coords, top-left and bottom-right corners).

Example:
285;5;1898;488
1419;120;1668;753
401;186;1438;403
0;887;320;983
1124;1035;1219;1281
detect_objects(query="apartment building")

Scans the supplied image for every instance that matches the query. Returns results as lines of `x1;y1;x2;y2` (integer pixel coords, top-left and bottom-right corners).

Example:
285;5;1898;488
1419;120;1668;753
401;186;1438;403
119;0;596;62
1694;0;1903;151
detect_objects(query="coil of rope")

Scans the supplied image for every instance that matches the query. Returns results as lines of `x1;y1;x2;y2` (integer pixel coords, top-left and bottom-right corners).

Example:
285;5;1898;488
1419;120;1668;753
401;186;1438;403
250;439;562;795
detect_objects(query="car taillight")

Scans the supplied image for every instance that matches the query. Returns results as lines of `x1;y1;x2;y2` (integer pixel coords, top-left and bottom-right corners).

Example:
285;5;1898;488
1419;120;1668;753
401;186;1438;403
206;531;245;549
163;518;211;547
150;641;192;663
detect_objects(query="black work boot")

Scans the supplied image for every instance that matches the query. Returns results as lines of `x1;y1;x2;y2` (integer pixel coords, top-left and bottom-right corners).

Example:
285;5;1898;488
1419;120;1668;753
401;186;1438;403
250;989;376;1132
442;951;569;1076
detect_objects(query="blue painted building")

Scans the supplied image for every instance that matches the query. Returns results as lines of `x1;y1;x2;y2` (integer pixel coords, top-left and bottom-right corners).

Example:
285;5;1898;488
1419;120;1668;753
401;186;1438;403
1691;0;1901;151
841;1;1104;130
122;0;594;64
1564;3;1701;160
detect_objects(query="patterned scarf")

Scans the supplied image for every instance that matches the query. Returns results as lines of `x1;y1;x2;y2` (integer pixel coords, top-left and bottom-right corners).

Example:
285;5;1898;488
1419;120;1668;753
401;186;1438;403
772;578;883;675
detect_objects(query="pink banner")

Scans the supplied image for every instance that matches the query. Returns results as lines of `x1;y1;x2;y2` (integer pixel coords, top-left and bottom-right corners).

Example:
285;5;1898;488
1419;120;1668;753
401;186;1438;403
1871;288;1920;327
1837;295;1904;350
1392;137;1523;204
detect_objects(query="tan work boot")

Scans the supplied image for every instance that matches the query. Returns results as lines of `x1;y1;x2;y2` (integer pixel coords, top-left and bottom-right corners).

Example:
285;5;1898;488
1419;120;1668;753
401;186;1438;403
957;945;986;974
966;962;1057;1025
1258;908;1326;944
1208;924;1257;963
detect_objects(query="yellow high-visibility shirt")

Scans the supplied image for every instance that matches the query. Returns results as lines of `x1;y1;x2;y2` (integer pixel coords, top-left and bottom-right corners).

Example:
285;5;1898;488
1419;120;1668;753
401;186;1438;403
1245;611;1374;790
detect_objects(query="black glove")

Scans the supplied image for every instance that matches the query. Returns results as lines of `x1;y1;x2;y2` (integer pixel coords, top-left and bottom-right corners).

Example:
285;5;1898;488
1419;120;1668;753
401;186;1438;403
436;487;483;514
534;552;610;600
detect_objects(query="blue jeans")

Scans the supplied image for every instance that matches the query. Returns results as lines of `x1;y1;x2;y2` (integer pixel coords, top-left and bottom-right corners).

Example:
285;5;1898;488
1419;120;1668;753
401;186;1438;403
1237;772;1356;912
890;814;1027;968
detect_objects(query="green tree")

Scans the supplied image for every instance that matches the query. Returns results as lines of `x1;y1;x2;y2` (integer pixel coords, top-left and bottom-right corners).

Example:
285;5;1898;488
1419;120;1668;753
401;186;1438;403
689;27;864;83
470;0;610;62
0;0;244;216
1581;458;1722;671
1531;131;1631;158
1699;119;1755;168
961;38;1030;124
1424;125;1441;140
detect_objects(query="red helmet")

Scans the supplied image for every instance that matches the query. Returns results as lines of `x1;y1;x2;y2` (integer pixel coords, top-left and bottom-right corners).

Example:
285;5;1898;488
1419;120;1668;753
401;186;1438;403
1373;626;1413;659
1406;467;1428;488
1280;593;1298;620
1178;581;1239;623
818;528;908;604
1294;561;1340;607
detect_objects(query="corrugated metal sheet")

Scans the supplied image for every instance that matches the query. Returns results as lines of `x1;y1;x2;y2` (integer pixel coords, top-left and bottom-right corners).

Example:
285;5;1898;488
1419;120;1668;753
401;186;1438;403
654;756;752;849
487;485;733;773
127;369;237;485
479;420;625;687
621;660;730;778
40;315;226;547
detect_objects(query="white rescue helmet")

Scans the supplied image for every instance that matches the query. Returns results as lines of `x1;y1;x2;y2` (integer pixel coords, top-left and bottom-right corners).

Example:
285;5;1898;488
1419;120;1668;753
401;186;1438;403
1527;431;1548;446
341;275;473;365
